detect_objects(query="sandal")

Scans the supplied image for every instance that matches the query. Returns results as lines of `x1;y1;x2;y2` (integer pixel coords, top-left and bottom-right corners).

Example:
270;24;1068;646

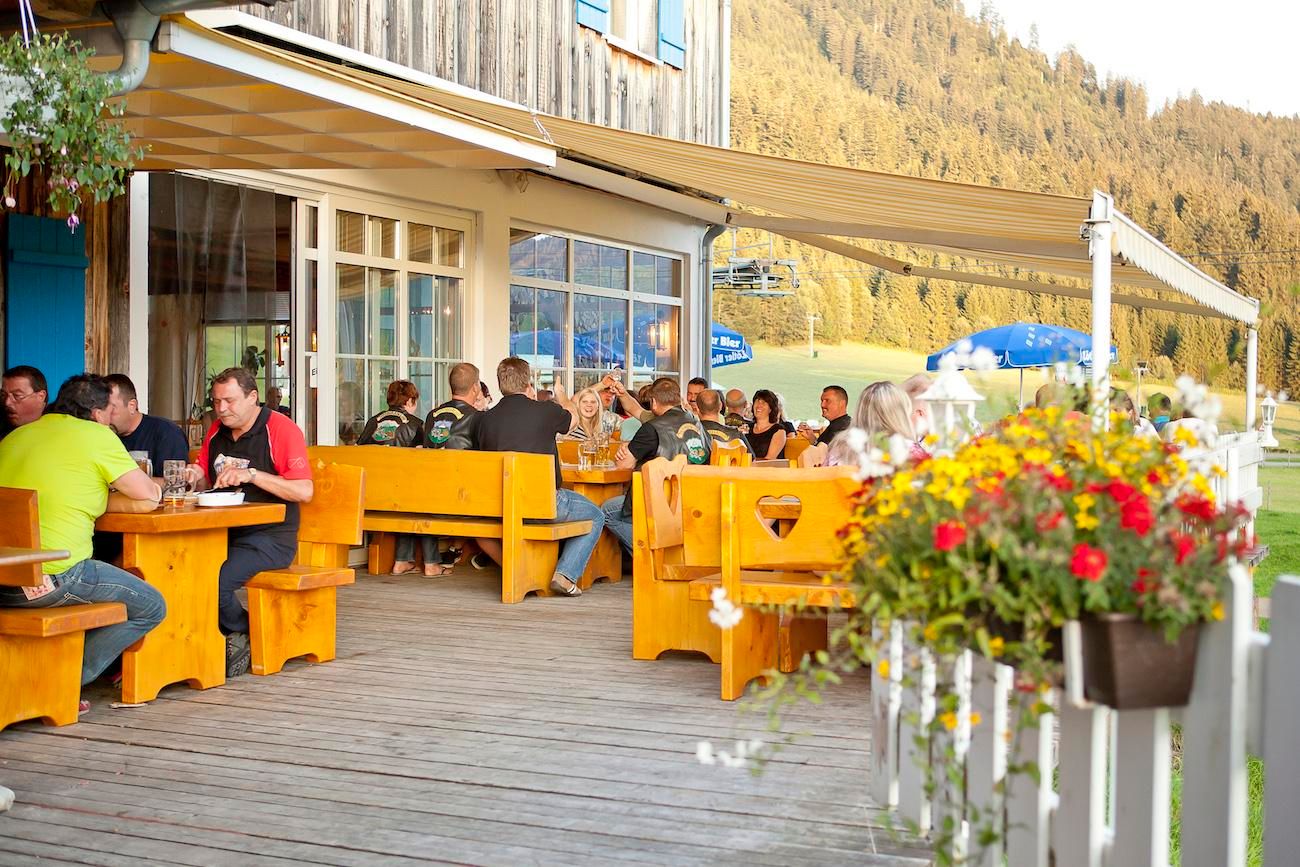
391;561;419;576
423;563;453;578
78;700;90;715
548;574;582;597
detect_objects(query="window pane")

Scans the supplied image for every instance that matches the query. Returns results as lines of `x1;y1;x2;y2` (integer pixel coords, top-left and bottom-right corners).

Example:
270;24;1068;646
436;277;463;359
336;210;364;254
573;293;627;371
337;357;365;444
509;284;566;377
438;227;464;267
336;264;365;354
304;205;318;249
633;251;656;293
656;256;681;297
510;230;567;281
574;240;627;289
369;216;397;258
408;223;434;264
368;269;397;356
367;359;396;419
409;360;447;417
633;301;679;376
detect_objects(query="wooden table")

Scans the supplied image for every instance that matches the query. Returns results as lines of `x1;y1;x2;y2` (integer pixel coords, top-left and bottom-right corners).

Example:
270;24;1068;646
758;496;803;535
560;466;631;588
96;503;286;703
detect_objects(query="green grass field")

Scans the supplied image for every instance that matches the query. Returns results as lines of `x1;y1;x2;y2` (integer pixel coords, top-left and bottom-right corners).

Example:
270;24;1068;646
716;342;1300;450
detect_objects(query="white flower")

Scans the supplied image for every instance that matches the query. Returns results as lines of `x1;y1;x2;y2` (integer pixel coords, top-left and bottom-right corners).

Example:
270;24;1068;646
937;352;960;373
697;738;763;769
708;586;743;629
968;346;999;373
845;427;869;455
887;434;913;467
1280;391;1290;403
696;741;716;765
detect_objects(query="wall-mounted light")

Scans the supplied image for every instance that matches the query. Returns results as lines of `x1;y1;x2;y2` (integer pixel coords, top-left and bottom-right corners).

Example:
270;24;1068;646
274;327;291;366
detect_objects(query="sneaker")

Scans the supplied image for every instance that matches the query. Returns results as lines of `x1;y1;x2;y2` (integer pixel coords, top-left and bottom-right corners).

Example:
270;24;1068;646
225;632;252;678
548;574;582;597
471;552;493;570
78;700;90;715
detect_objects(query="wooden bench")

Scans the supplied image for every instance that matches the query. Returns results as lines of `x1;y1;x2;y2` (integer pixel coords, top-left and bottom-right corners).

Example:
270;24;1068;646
631;460;855;682
686;474;859;700
783;435;813;463
306;447;600;603
709;440;752;467
246;462;363;676
0;487;126;731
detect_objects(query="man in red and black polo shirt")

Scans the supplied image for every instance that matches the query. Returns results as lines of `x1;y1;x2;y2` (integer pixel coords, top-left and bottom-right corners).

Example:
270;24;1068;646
187;367;313;677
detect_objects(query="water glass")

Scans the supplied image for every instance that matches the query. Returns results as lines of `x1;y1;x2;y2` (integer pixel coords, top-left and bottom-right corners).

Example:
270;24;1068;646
162;459;190;507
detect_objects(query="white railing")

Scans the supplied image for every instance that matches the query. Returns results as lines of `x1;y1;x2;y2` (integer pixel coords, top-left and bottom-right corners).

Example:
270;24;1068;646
872;570;1300;866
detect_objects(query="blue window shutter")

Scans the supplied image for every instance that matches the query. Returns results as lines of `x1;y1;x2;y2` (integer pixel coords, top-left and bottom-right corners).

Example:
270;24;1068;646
576;0;610;32
4;214;88;392
657;0;686;68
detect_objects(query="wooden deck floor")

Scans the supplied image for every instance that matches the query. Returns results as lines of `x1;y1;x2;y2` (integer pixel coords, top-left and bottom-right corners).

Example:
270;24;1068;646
0;569;927;866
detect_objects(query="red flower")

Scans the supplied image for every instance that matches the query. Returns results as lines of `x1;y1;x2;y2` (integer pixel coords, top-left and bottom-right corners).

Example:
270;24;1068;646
1085;482;1107;494
1035;510;1065;533
1045;471;1073;492
1106;480;1139;503
1070;543;1108;582
1120;496;1155;537
1131;567;1156;596
1176;495;1217;523
1147;470;1162;485
1172;532;1197;566
933;521;968;552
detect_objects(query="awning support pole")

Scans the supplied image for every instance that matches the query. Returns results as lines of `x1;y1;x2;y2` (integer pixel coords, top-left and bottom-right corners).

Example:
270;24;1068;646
1018;369;1024;412
1246;327;1259;431
701;223;727;384
1088;191;1114;423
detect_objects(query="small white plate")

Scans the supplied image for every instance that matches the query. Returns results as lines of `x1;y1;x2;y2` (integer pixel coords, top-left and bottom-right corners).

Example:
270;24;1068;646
196;491;245;507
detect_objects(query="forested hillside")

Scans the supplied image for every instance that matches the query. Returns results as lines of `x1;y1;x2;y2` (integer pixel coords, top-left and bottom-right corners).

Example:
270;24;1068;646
714;0;1300;392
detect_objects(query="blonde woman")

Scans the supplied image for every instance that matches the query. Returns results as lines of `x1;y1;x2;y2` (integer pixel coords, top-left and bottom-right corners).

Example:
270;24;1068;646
561;387;617;440
828;381;929;467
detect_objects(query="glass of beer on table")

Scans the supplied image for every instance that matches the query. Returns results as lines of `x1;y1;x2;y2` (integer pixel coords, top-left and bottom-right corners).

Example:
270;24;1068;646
162;460;194;509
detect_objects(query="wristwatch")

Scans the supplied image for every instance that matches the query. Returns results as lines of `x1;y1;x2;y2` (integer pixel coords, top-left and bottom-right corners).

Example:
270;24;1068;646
248;467;258;482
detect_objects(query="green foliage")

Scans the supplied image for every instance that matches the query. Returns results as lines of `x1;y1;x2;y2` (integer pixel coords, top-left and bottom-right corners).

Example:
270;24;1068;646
724;0;1300;395
0;32;141;227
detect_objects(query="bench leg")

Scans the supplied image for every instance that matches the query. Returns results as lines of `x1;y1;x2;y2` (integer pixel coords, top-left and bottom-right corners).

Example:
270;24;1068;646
632;577;722;663
248;586;338;676
0;632;84;730
501;540;560;604
368;533;396;576
721;608;780;701
577;531;623;590
778;613;829;673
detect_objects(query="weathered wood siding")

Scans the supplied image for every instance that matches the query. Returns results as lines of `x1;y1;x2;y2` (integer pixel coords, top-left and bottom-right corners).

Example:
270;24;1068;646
236;0;725;145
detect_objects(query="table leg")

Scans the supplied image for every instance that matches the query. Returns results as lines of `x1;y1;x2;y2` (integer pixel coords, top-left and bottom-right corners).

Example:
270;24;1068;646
567;482;625;588
119;527;227;703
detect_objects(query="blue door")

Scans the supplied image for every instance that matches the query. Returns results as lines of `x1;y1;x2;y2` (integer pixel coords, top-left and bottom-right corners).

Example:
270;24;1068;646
4;214;88;391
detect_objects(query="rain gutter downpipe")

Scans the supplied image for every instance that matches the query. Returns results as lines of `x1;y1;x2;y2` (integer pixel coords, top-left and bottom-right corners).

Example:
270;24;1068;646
96;0;279;96
702;223;726;384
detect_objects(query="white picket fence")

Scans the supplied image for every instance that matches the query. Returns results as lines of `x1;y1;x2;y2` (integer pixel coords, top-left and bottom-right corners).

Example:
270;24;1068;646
866;429;1295;866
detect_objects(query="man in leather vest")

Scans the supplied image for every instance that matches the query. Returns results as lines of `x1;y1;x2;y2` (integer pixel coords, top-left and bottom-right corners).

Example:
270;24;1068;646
601;378;711;552
696;389;753;455
423;362;484;450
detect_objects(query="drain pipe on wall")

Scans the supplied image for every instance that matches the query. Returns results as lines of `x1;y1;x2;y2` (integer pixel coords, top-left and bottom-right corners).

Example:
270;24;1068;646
701;223;726;384
95;0;280;96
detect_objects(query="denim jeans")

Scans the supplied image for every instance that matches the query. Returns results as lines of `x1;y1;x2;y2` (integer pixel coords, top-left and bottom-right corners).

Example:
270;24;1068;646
0;559;166;685
552;489;605;583
394;534;438;564
601;494;634;553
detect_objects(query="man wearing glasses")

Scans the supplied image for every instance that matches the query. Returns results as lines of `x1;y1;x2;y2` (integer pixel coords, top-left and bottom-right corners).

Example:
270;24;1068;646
2;365;49;440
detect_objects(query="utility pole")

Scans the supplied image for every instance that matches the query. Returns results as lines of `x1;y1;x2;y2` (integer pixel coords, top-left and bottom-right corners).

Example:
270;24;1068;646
807;313;821;358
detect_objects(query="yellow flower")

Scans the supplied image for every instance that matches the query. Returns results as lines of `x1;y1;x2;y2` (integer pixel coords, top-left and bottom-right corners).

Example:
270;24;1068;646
877;659;891;679
891;471;914;492
1073;493;1096;511
942;486;972;510
1074;511;1099;531
874;554;890;569
1023;446;1052;466
988;636;1005;657
923;623;939;642
1212;601;1225;621
939;711;958;731
970;711;983;727
1174;426;1200;447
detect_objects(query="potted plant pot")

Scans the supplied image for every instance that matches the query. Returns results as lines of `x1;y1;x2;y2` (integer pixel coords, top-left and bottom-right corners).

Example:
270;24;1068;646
1080;613;1201;709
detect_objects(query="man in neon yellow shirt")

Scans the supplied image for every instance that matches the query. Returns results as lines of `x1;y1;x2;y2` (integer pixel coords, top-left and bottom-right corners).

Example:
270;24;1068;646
0;375;165;703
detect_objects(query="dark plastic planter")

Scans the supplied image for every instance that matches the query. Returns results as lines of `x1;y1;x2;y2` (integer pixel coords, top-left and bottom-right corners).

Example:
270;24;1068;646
1081;614;1201;709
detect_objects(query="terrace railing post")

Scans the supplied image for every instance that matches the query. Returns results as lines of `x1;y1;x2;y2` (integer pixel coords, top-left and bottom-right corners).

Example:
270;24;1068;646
1111;707;1172;865
1005;687;1054;867
967;655;1011;867
1263;577;1300;862
870;621;903;809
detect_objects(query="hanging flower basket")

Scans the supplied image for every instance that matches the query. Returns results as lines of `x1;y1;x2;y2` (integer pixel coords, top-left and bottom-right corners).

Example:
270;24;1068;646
1080;613;1202;709
0;31;141;230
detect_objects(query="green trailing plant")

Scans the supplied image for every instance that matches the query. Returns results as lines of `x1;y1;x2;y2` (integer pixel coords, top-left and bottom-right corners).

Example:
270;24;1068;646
0;31;141;230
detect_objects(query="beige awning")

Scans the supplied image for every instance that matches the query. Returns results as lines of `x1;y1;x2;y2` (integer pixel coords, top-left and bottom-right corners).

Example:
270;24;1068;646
80;19;556;173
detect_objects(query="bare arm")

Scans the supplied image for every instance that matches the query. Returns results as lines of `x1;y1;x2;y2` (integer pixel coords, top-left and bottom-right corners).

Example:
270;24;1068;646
549;381;580;432
213;464;315;503
110;468;162;502
765;429;787;461
614;443;636;470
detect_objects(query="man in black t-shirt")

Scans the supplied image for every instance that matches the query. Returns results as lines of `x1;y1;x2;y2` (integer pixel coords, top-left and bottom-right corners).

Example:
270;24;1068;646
798;385;852;446
475;357;605;597
103;374;190;474
423;362;484;450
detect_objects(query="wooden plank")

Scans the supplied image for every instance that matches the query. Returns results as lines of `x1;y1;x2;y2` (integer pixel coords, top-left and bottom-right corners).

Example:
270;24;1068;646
95;503;285;533
1053;703;1108;867
870;621;902;809
1005;690;1054;867
1111;708;1171;866
1263;576;1300;863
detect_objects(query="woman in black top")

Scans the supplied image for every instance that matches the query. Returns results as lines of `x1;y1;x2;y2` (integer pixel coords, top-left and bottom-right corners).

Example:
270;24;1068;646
746;388;789;461
360;380;448;576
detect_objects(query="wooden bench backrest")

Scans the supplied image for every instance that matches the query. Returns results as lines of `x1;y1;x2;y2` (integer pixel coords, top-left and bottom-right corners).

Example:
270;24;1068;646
0;487;41;586
721;475;860;573
797;443;829;468
709;440;752;467
306;446;558;520
784;436;812;462
298;462;366;547
680;465;857;567
641;456;688;551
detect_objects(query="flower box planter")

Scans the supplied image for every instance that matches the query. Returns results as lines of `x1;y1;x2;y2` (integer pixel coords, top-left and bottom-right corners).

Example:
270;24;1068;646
1080;613;1201;709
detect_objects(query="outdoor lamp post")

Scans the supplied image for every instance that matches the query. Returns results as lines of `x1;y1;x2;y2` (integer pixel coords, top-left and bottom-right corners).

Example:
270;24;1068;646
918;369;985;447
1135;360;1149;412
1260;395;1280;448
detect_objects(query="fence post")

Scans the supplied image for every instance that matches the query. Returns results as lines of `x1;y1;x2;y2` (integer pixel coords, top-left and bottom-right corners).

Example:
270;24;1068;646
1005;688;1054;867
870;621;902;809
967;655;1011;867
898;637;936;833
1054;702;1108;867
1111;708;1172;865
1263;576;1300;862
932;651;971;861
1181;564;1250;867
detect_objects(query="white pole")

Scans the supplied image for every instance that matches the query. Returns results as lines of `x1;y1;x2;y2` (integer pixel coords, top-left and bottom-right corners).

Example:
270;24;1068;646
1245;327;1259;431
1018;369;1025;411
1089;191;1114;417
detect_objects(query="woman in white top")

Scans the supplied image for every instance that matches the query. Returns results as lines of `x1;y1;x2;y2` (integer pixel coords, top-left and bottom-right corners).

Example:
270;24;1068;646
561;387;618;440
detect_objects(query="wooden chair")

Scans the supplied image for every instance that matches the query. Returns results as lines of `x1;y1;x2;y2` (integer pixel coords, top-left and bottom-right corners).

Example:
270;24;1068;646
556;439;580;465
245;463;363;676
0;487;126;730
709;440;752;467
784;435;813;463
686;473;859;700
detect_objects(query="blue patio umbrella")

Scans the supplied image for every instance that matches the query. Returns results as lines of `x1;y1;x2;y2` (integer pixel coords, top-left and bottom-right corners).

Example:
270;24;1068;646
926;322;1117;407
711;322;753;368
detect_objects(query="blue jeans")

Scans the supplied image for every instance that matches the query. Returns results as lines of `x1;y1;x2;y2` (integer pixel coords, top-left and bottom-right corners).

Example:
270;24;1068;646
394;534;438;565
0;559;166;685
601;495;634;553
552;489;605;583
